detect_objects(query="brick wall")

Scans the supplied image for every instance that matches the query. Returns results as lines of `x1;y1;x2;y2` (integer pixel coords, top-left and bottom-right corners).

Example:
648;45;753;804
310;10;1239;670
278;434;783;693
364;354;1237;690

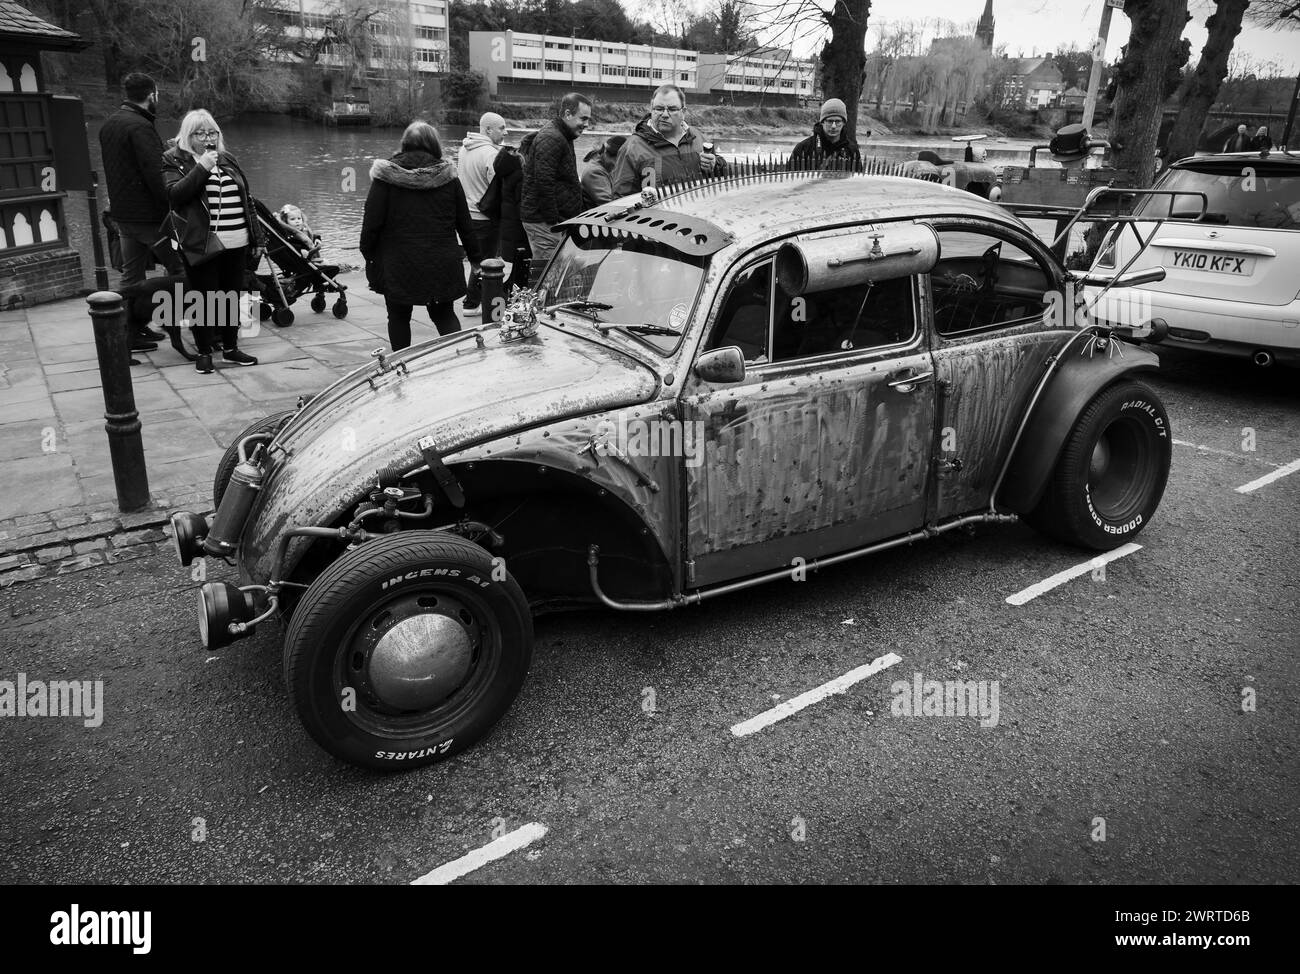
0;248;86;309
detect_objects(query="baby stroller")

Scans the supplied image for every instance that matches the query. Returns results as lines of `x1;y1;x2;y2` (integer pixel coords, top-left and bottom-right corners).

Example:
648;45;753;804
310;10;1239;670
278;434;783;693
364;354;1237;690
251;197;348;326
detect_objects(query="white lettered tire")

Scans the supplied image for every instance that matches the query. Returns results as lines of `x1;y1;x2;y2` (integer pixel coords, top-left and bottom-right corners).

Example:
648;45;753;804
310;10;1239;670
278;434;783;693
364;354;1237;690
1026;379;1172;550
283;531;532;771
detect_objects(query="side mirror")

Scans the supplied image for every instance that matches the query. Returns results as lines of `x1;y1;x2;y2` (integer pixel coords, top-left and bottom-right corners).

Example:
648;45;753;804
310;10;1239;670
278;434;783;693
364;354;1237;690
694;346;746;384
1078;267;1166;288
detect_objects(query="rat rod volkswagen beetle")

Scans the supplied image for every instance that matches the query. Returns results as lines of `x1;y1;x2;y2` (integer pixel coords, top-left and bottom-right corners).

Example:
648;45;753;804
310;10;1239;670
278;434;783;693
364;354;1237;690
170;171;1177;770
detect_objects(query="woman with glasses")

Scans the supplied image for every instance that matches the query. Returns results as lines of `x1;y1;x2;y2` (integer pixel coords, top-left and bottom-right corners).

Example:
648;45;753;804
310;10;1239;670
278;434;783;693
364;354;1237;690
162;109;263;373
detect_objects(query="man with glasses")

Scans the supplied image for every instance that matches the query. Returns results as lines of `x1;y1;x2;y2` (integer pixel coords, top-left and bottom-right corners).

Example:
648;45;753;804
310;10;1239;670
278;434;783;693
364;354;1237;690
610;83;725;197
99;72;182;359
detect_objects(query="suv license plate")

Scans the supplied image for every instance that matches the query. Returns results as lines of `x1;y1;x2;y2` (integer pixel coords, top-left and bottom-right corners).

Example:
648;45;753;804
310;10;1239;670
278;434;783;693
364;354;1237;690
1170;251;1256;276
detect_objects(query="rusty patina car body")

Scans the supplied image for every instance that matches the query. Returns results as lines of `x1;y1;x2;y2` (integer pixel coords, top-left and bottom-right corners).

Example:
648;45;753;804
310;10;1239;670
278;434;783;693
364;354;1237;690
171;172;1174;769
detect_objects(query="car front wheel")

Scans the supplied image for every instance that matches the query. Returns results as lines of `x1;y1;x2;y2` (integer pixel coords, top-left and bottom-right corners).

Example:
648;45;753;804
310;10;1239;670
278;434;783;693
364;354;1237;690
1025;379;1171;550
282;531;532;771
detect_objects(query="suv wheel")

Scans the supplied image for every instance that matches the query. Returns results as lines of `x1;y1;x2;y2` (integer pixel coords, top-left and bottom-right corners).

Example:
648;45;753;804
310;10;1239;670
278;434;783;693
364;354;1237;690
282;531;532;771
1025;379;1171;550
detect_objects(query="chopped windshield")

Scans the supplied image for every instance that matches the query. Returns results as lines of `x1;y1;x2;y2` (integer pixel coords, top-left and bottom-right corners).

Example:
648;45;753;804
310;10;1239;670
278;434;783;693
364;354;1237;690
1140;166;1300;230
538;231;708;353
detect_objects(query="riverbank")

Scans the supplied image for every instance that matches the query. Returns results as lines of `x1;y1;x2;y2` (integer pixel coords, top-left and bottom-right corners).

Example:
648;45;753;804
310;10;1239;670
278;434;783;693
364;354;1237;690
70;84;1048;142
484;103;1052;141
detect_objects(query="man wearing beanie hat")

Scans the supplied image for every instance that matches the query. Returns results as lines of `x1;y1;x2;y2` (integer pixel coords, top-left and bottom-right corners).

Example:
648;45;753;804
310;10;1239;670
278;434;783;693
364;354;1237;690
789;98;863;172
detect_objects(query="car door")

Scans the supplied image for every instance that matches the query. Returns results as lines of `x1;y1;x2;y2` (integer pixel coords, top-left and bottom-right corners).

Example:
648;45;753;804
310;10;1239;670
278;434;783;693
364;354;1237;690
680;251;935;588
926;223;1066;519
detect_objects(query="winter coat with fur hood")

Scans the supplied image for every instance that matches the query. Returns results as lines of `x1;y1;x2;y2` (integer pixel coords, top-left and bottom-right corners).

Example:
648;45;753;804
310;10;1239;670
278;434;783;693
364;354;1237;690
360;150;482;305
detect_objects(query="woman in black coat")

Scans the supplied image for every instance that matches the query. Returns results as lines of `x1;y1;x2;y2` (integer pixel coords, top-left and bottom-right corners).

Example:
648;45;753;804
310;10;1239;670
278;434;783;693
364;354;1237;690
494;142;531;294
360;122;482;350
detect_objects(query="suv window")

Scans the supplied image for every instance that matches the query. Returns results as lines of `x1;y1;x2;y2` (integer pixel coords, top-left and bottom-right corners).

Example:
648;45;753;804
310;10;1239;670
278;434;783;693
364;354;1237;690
1143;166;1300;230
932;230;1051;336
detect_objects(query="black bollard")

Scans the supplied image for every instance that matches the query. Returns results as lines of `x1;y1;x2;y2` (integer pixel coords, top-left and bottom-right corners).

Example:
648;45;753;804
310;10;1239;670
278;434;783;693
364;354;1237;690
85;172;111;291
87;291;149;512
480;257;506;325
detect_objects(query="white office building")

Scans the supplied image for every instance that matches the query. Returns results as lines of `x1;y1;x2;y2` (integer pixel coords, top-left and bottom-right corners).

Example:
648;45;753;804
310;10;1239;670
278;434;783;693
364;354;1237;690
469;30;698;97
696;49;816;100
259;0;450;76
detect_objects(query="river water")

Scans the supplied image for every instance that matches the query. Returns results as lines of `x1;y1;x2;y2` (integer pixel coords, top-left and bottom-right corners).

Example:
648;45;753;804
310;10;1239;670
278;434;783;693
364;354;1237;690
88;113;1049;264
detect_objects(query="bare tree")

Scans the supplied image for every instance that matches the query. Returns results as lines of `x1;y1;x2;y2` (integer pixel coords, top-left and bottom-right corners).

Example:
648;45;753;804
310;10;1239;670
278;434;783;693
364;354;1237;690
1165;0;1250;162
1245;0;1300;26
1110;0;1192;186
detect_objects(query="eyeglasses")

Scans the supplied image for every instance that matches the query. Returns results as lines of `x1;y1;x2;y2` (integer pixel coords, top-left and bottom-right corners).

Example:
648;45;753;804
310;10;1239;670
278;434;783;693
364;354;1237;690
194;129;220;139
650;106;682;115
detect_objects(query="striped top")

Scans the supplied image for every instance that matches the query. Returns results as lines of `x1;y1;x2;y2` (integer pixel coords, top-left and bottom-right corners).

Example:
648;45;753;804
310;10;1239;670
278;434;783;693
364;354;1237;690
205;167;249;249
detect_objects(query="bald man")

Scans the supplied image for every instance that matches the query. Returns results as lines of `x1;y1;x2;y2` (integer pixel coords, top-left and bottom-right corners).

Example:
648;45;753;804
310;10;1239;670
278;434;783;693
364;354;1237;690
458;111;507;315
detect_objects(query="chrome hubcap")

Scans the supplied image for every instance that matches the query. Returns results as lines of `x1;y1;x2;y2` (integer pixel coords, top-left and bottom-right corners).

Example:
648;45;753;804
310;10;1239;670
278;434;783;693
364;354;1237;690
368;613;474;711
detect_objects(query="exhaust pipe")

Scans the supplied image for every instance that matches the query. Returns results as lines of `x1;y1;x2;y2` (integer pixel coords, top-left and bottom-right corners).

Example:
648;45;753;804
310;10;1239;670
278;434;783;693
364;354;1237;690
1253;349;1274;368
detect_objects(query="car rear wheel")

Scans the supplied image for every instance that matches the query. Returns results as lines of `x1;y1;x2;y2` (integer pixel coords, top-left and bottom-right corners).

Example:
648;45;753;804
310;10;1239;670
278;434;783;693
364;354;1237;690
282;531;532;771
1025;379;1171;550
212;410;295;509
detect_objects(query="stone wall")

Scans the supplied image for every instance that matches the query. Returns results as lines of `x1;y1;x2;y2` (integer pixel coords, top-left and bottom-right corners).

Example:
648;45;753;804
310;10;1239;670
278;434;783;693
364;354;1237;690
0;247;85;310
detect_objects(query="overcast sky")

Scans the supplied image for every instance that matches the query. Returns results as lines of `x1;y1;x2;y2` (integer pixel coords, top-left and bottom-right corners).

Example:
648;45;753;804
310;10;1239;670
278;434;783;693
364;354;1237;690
721;0;1300;74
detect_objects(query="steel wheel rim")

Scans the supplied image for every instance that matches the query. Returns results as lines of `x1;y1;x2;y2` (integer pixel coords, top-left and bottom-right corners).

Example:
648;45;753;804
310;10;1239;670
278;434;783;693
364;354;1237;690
333;585;502;739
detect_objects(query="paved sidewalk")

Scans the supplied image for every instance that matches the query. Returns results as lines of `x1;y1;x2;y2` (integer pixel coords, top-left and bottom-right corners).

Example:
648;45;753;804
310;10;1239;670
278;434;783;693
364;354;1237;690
0;268;477;584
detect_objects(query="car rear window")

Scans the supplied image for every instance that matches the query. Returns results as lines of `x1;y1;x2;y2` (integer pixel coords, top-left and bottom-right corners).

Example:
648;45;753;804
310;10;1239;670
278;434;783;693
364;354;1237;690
1140;166;1300;230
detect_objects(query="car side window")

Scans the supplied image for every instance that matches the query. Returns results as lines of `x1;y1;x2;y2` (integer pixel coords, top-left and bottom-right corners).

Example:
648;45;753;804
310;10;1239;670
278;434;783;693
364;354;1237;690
772;275;917;363
707;260;772;364
932;230;1052;336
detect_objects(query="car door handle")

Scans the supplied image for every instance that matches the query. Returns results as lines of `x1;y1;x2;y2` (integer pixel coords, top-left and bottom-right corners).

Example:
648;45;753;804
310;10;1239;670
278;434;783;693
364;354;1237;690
888;370;934;391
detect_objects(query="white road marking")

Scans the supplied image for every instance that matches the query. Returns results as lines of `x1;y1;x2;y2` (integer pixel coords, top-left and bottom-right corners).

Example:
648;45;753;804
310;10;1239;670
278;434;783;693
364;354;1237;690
1006;543;1142;606
411;823;548;885
1236;458;1300;494
1173;438;1280;467
730;652;903;737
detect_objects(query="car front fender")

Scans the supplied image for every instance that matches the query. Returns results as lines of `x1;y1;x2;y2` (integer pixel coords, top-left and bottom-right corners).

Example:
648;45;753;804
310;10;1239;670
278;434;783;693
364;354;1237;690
997;340;1162;514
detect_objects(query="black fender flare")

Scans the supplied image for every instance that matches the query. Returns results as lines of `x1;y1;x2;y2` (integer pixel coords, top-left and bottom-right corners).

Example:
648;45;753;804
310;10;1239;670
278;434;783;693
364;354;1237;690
997;343;1162;515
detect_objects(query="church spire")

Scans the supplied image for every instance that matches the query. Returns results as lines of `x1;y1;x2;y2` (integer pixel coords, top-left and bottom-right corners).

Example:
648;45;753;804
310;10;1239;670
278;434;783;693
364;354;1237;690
976;0;995;49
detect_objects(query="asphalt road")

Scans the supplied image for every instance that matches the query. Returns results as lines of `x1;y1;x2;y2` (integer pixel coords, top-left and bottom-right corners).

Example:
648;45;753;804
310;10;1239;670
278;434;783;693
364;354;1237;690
2;346;1296;885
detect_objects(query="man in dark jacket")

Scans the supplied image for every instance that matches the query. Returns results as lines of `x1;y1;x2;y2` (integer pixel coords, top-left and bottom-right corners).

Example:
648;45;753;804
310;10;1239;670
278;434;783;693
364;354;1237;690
99;73;179;352
788;98;862;172
610;84;725;197
520;92;592;263
1223;124;1252;153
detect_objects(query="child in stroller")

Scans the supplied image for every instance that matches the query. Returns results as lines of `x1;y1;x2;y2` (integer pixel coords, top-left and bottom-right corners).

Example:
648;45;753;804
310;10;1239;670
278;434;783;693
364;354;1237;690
253;198;348;326
277;204;322;261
